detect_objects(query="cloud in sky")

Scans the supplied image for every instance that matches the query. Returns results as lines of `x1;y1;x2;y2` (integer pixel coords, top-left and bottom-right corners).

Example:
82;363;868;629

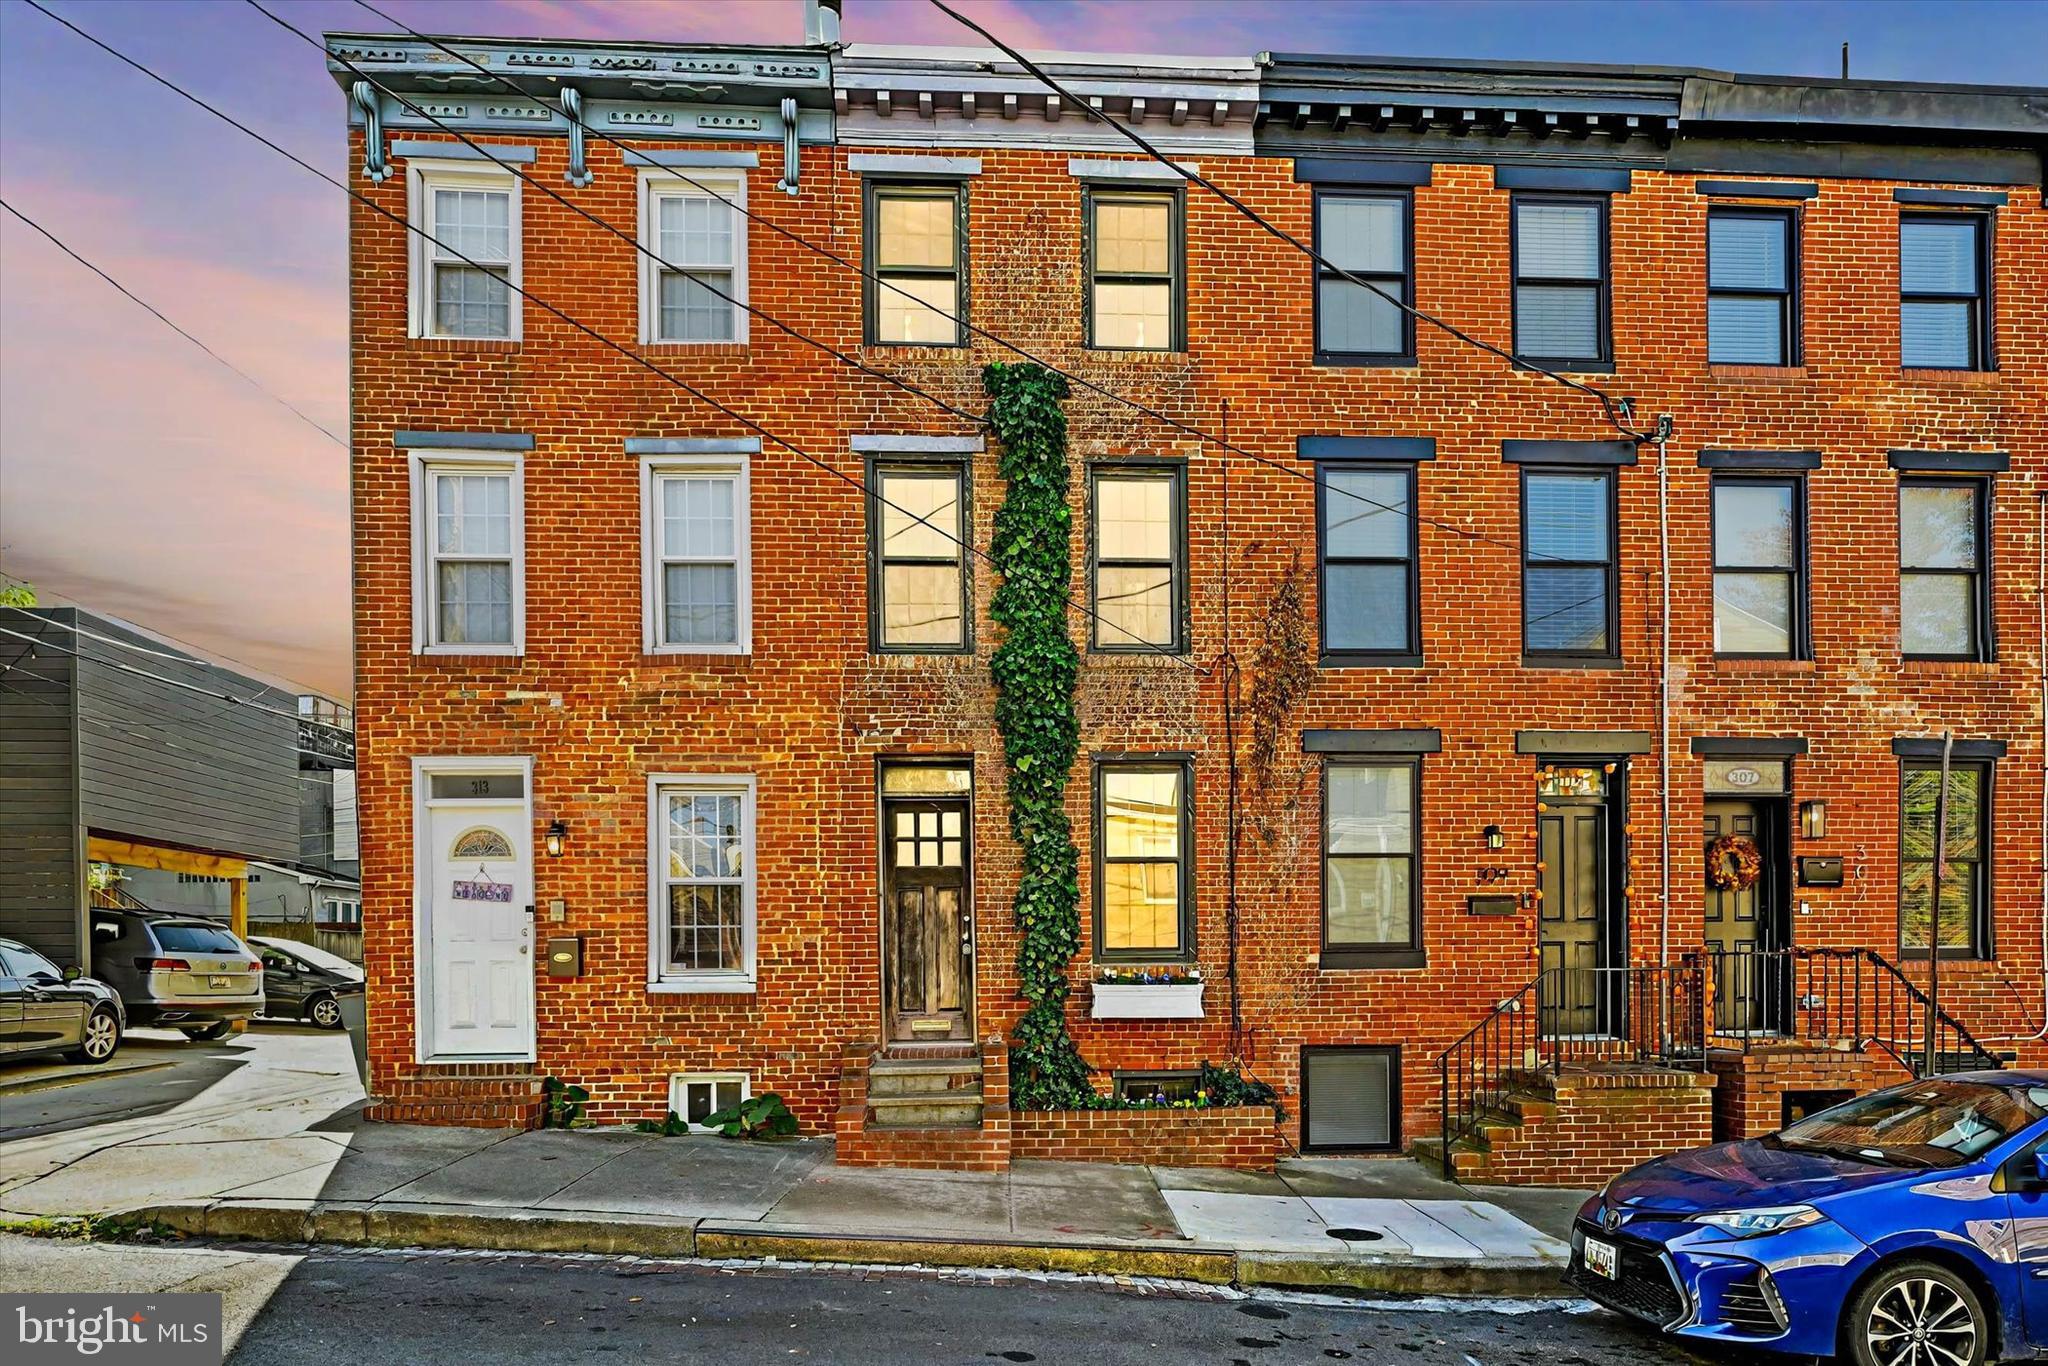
2;0;2043;699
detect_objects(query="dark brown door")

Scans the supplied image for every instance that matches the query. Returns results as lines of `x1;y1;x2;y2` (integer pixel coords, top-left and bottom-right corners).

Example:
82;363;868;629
883;797;972;1042
1538;804;1608;1036
1704;799;1779;1034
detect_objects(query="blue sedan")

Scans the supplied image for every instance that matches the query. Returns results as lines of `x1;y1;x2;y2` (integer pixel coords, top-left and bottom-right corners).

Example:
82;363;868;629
1568;1071;2048;1365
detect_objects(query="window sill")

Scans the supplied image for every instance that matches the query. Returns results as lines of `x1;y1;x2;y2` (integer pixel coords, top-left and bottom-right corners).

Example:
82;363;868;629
1085;348;1191;364
1901;658;1999;673
1900;367;1999;385
1087;650;1193;668
1708;364;1807;380
1514;358;1615;376
648;977;757;996
645;645;753;659
1520;654;1623;670
1320;652;1423;669
1314;354;1419;370
860;342;970;358
1713;657;1815;673
1894;951;1992;966
411;336;521;353
417;646;522;659
636;341;752;358
1320;949;1427;970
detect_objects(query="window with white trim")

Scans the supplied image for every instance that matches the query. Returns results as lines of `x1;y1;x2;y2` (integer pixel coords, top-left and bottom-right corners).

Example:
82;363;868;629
650;776;756;991
669;1073;749;1130
639;170;747;344
408;162;519;340
641;456;751;653
411;454;523;655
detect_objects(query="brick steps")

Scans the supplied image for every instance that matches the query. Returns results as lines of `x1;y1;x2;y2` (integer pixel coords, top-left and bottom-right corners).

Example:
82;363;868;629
1422;1065;1716;1187
834;1038;1013;1171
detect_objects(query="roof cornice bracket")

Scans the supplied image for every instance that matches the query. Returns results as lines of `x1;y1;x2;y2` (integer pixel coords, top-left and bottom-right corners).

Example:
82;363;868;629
560;86;593;186
352;80;390;182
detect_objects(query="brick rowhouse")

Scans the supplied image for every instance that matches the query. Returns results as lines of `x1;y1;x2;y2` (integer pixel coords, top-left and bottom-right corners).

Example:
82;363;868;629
331;22;2046;1171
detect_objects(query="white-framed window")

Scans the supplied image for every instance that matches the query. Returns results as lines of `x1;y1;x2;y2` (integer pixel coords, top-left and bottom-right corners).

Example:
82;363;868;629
332;769;360;863
409;451;525;655
648;774;757;993
640;455;752;654
407;160;521;341
638;170;747;345
668;1072;749;1130
320;897;362;927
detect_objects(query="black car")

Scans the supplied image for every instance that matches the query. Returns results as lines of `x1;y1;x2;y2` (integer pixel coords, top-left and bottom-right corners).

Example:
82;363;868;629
0;937;125;1063
248;936;363;1030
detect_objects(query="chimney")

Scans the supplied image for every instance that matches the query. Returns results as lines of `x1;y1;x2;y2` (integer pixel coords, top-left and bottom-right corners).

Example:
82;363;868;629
804;0;843;45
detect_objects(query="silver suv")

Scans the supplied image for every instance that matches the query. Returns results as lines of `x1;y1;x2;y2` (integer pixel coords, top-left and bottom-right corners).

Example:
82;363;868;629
88;910;263;1041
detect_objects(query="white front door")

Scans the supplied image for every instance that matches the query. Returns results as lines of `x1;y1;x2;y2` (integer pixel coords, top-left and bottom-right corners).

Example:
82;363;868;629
422;793;534;1058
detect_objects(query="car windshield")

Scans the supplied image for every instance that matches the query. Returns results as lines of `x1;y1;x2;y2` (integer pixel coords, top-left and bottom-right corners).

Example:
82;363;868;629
1778;1079;2048;1168
255;939;361;977
151;923;245;954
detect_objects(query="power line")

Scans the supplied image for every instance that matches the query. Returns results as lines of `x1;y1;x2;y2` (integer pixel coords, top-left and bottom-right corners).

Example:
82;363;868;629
350;0;1602;569
18;612;315;710
926;0;1653;447
251;2;990;432
18;0;1204;679
0;666;343;778
0;198;347;448
0;624;310;725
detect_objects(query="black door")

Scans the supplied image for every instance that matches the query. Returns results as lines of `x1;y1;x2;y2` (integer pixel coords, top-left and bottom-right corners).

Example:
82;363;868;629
1537;802;1611;1036
1703;799;1784;1034
883;797;973;1042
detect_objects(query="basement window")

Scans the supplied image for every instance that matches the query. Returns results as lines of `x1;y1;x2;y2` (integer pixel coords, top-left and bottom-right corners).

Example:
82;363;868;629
1113;1071;1202;1105
1301;1046;1400;1152
669;1073;748;1130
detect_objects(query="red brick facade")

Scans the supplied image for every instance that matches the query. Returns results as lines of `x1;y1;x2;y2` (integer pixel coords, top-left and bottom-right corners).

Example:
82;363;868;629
344;46;2045;1166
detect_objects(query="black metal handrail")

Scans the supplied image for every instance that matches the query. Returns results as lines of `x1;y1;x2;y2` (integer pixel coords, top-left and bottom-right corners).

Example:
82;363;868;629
1437;962;1707;1156
1703;946;2001;1075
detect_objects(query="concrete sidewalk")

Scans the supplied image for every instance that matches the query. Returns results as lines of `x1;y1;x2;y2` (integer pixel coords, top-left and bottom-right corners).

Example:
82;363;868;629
0;1030;1585;1295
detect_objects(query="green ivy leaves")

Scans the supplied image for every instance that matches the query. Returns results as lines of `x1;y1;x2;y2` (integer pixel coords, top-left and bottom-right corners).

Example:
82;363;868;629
984;362;1094;1111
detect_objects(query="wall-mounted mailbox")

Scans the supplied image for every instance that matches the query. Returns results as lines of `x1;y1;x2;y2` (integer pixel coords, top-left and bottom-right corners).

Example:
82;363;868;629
1798;857;1844;888
1467;894;1520;917
546;936;584;978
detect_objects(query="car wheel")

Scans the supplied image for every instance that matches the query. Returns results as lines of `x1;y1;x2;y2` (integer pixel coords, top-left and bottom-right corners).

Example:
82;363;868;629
70;1007;121;1064
1844;1259;1989;1366
307;995;344;1030
180;1021;233;1042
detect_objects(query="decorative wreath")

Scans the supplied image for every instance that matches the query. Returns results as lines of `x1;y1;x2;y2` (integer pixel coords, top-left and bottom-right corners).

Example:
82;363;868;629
1706;834;1764;891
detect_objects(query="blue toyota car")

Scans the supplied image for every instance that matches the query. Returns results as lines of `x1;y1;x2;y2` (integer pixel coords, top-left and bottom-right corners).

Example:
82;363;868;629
1568;1070;2048;1365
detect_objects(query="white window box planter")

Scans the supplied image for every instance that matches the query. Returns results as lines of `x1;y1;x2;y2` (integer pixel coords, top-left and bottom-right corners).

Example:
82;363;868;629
1091;981;1205;1020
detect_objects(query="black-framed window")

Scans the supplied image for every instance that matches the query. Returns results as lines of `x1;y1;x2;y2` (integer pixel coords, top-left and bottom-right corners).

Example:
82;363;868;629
868;461;969;653
866;182;964;346
1522;468;1617;659
1113;1071;1202;1104
1088;463;1185;652
1315;189;1412;363
1900;760;1990;960
1900;214;1991;370
1093;759;1192;962
1712;476;1804;658
1512;194;1609;367
1322;760;1421;967
1085;187;1181;351
1316;463;1417;664
1301;1046;1401;1152
1708;208;1798;365
1899;479;1989;661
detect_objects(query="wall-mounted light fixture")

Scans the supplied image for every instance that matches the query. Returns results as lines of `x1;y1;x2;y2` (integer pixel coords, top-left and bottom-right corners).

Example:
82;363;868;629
1483;824;1505;851
1799;800;1828;841
544;820;568;858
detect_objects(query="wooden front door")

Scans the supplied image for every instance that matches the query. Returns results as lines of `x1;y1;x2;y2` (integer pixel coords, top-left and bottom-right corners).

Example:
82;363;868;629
1704;799;1781;1034
1538;803;1609;1037
883;796;973;1042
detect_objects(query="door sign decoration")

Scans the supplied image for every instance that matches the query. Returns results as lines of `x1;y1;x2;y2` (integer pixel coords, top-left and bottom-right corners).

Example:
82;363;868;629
450;825;516;902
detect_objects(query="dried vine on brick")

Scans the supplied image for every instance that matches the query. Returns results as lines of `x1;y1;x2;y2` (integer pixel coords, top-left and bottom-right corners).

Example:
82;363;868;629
984;361;1093;1110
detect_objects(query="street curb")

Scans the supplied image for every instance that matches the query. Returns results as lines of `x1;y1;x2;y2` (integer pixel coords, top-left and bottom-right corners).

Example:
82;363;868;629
0;1060;177;1098
112;1200;1570;1298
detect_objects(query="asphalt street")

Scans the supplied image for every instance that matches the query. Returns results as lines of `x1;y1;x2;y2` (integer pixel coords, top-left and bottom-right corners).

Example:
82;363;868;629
0;1028;265;1141
219;1245;1734;1366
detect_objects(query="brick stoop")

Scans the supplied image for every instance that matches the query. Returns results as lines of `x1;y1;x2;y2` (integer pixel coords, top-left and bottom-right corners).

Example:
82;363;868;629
1413;1064;1716;1187
1705;1043;1911;1141
834;1038;1012;1171
364;1066;545;1129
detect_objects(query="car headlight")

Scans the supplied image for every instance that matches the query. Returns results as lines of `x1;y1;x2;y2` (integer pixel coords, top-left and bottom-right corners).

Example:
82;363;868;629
1693;1205;1827;1238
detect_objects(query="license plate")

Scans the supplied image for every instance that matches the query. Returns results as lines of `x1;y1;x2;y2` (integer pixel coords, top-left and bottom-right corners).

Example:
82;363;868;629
209;975;233;990
1583;1236;1619;1280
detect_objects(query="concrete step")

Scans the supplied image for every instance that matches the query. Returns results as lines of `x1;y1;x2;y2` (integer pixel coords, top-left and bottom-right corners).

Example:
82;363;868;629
867;1059;984;1097
866;1091;985;1128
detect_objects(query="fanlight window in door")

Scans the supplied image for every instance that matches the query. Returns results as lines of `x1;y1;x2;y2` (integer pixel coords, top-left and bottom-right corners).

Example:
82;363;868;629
894;808;963;869
450;827;515;860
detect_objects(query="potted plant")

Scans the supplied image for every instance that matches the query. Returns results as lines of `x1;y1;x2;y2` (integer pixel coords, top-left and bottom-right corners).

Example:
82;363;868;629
1089;966;1205;1020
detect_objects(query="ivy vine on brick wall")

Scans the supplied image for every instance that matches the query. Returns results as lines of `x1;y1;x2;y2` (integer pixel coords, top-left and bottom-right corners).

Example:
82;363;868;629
983;361;1093;1110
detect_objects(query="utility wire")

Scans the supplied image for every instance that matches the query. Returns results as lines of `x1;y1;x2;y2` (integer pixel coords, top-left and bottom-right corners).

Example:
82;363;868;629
0;197;347;448
926;0;1654;449
347;0;1599;568
16;612;315;709
19;0;1203;678
0;624;312;725
252;2;988;431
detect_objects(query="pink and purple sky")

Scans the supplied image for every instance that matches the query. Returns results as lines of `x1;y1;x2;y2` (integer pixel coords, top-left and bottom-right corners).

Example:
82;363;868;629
3;0;2043;698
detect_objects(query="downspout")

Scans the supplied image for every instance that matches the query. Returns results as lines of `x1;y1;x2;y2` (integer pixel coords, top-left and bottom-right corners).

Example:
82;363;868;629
1987;487;2048;1044
1655;415;1675;967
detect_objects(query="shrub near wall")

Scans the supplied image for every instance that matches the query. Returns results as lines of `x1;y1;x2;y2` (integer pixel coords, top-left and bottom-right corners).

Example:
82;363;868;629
1012;1106;1279;1171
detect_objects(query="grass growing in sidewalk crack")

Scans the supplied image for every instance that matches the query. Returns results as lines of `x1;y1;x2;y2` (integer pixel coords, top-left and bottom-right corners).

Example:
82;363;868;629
1;1212;184;1243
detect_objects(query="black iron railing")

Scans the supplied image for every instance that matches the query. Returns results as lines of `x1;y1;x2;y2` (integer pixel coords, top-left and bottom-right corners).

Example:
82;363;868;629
1438;962;1706;1154
1704;946;2002;1075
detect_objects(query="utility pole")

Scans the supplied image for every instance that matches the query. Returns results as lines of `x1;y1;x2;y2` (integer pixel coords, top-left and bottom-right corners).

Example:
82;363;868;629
1923;729;1953;1076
